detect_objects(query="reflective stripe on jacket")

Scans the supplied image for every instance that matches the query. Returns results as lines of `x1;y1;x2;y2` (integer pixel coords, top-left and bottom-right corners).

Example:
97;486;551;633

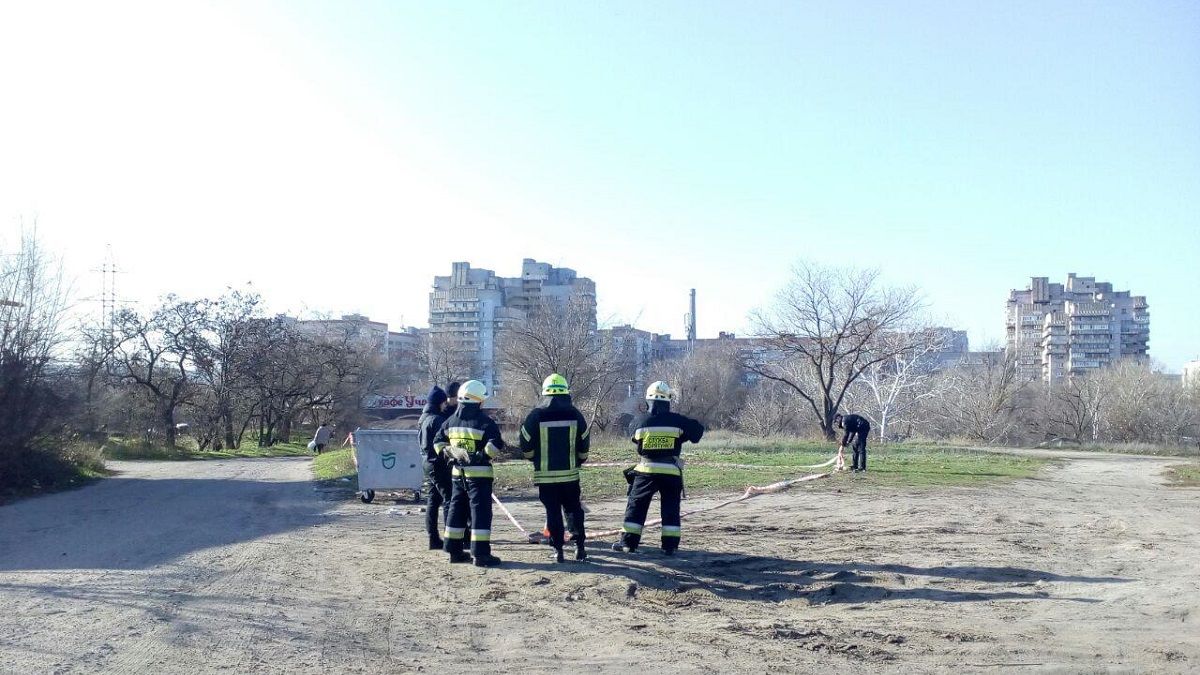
432;403;505;477
519;396;590;485
629;406;705;463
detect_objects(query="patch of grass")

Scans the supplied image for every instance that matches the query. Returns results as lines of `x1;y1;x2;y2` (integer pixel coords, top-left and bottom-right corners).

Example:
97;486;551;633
101;436;312;461
312;448;357;484
98;436;196;460
831;447;1048;488
325;432;1048;499
489;435;1049;498
190;441;312;459
0;444;112;505
1164;464;1200;488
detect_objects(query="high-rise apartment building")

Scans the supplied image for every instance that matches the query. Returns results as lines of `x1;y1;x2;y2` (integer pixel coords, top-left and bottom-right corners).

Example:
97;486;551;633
1005;274;1149;382
428;259;596;391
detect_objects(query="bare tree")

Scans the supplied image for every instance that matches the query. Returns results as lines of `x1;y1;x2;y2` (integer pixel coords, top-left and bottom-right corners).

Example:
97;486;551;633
0;230;71;484
1034;373;1107;443
73;320;120;437
187;289;268;450
928;349;1027;443
243;318;307;445
652;342;746;428
1093;360;1198;444
745;261;928;440
847;328;952;442
497;297;624;425
736;380;799;437
247;319;382;445
111;297;206;449
419;330;476;390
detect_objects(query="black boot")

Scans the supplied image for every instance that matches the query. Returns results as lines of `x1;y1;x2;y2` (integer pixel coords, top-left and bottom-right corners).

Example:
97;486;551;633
553;547;565;563
474;554;502;568
448;551;473;564
429;535;444;550
575;540;587;561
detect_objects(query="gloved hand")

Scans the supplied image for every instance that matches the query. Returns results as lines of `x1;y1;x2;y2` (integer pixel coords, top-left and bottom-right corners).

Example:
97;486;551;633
445;443;472;464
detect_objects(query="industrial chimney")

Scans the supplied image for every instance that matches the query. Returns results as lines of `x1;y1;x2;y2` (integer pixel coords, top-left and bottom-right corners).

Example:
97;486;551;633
686;289;697;343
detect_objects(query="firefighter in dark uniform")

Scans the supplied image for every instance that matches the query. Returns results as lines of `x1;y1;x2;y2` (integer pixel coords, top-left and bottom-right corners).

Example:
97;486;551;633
433;379;506;567
835;412;872;472
613;381;704;555
519;373;590;563
417;383;458;550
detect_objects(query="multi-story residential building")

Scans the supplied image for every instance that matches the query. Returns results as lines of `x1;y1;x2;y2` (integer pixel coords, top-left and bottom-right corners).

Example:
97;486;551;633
930;327;970;370
286;314;429;374
652;331;761;363
385;327;425;367
600;324;660;400
289;314;390;355
510;259;597;318
1005;274;1149;382
428;259;596;392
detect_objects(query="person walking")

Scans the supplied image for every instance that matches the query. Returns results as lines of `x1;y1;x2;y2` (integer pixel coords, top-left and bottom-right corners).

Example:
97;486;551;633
311;423;332;455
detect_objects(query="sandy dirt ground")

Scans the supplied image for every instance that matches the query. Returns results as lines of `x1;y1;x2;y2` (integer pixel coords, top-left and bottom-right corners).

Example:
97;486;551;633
0;451;1197;674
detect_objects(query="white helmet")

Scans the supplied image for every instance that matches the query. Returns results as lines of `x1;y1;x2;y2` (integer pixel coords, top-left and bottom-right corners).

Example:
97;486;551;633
645;381;672;402
459;380;487;404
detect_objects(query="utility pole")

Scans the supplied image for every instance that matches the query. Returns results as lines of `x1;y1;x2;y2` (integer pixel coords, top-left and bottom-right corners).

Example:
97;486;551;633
85;245;124;373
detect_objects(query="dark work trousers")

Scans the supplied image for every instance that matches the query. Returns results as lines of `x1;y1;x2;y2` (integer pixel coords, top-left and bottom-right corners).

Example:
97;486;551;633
620;473;683;552
851;431;869;471
538;482;585;549
423;458;452;539
444;475;494;559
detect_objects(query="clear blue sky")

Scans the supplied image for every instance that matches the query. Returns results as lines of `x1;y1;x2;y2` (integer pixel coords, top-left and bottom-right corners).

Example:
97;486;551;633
1;1;1197;367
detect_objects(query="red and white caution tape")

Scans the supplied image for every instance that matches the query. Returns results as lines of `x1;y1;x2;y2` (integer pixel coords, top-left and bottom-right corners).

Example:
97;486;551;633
589;469;832;538
579;456;838;471
491;493;530;536
490;454;839;541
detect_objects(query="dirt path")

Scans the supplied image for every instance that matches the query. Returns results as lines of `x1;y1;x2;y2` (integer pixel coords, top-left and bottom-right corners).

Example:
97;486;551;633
0;452;1196;674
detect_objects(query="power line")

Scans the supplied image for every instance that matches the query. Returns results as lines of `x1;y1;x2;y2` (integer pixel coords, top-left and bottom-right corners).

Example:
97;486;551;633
81;244;129;371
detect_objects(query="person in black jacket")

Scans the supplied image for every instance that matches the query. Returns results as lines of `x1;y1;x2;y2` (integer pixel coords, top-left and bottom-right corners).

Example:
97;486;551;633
417;383;458;550
520;374;590;563
433;380;506;568
613;381;704;555
835;413;872;472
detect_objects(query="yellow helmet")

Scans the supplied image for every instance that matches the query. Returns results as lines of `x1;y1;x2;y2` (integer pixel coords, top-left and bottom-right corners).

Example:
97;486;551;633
542;373;570;396
459;380;487;404
645;380;672;402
